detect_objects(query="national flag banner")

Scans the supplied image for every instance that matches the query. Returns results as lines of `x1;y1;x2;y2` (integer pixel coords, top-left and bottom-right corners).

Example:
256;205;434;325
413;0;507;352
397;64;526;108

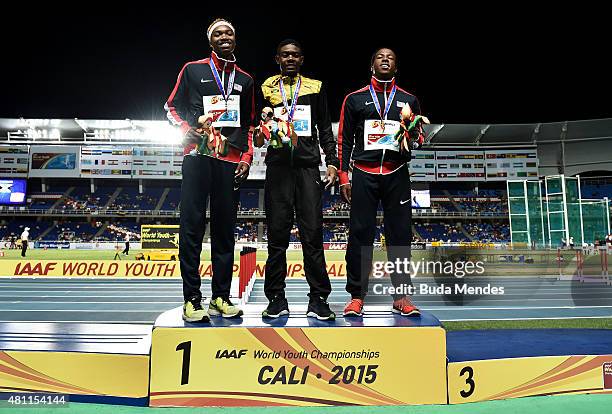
80;146;132;178
484;149;538;181
435;150;485;181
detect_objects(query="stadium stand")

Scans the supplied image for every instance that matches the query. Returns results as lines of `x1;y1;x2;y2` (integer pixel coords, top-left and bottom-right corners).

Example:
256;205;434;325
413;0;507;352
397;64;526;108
43;220;102;242
108;186;164;211
457;200;508;214
161;187;180;211
464;222;510;242
0;219;48;242
581;180;612;199
6;118;612;252
414;222;469;243
27;195;57;210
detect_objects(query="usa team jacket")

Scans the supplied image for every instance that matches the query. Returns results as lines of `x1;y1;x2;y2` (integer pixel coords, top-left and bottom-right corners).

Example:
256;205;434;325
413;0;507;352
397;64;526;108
165;52;255;164
337;77;421;185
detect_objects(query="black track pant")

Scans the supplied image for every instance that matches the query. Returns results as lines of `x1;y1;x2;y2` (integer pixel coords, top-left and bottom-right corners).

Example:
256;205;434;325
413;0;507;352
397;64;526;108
180;155;239;302
345;166;412;300
122;242;130;255
21;240;27;257
264;164;331;301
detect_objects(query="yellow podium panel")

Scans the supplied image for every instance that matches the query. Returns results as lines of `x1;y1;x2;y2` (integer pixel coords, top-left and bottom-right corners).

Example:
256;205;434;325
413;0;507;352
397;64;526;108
448;355;612;404
0;351;149;399
150;323;447;407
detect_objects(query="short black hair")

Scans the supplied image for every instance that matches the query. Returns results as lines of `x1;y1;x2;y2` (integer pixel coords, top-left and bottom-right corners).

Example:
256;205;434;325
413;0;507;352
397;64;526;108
371;47;398;66
277;39;303;54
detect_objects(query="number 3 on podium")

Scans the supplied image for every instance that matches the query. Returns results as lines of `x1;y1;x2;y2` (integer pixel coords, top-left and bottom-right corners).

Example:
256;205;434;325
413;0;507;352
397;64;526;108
459;366;475;398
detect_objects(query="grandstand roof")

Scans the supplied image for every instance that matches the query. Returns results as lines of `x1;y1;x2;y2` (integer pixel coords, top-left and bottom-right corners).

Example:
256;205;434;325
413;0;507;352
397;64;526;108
426;118;612;146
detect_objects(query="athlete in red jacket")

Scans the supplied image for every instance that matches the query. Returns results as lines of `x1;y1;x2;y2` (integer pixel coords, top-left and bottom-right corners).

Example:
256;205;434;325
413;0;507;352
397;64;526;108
338;48;424;317
165;18;255;322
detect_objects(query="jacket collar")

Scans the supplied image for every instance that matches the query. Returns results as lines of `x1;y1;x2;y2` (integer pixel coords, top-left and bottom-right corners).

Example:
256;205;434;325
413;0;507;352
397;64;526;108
278;74;301;86
370;76;396;93
211;51;236;73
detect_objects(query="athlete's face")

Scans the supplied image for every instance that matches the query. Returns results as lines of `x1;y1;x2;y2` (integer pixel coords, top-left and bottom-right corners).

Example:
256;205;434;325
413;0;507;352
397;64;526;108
210;25;235;57
372;48;397;80
276;44;304;77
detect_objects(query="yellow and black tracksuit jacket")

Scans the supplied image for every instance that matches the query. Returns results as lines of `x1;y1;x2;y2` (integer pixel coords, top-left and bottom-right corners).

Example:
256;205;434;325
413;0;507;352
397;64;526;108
261;74;339;168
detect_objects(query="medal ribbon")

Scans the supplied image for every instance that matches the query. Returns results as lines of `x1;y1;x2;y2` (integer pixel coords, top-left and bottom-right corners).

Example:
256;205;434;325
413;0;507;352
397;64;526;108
369;82;396;122
209;58;236;106
279;76;301;122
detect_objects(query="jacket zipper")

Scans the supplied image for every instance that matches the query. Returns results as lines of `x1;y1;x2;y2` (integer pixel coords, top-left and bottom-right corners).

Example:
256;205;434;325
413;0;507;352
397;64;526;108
290;79;294;167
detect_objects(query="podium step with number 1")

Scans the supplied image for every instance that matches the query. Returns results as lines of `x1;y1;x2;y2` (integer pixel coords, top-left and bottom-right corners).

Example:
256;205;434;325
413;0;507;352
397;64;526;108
149;306;447;407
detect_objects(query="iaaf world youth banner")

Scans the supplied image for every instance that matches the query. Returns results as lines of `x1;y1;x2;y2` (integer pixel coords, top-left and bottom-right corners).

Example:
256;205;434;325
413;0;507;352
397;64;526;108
0;260;347;278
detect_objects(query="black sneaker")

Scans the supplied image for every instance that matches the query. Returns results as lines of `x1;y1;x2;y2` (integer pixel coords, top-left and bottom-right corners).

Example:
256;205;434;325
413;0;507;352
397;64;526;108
262;296;290;318
307;296;335;321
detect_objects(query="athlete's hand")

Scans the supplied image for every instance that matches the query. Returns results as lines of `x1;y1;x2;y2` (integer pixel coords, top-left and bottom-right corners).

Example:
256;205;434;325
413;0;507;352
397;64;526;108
254;128;266;147
324;166;338;189
234;162;250;186
340;183;352;204
182;128;203;146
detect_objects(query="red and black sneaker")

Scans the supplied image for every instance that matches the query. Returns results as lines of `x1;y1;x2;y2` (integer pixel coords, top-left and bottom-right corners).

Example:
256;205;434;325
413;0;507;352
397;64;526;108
343;299;364;317
392;296;421;317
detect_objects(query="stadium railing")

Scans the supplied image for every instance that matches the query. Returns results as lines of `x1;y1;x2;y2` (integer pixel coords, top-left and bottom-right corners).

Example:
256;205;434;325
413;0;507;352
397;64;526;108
0;207;509;219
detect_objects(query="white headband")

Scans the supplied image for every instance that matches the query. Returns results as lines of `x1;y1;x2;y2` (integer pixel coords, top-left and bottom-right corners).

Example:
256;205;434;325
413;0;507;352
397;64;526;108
207;20;235;41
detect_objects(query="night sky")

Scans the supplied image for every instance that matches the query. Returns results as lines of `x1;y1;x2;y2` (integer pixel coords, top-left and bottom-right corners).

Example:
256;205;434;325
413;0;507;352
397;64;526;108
2;6;610;125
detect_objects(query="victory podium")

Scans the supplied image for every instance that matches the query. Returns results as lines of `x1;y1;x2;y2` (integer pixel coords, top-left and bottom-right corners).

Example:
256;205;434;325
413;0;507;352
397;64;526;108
149;306;448;407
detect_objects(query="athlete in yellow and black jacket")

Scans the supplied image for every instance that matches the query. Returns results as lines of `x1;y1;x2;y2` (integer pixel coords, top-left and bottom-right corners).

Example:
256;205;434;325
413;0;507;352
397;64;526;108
258;39;338;321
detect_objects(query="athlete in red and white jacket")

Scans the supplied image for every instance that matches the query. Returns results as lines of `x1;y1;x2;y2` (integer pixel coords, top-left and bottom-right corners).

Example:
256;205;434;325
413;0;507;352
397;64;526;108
339;47;424;318
164;18;255;322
